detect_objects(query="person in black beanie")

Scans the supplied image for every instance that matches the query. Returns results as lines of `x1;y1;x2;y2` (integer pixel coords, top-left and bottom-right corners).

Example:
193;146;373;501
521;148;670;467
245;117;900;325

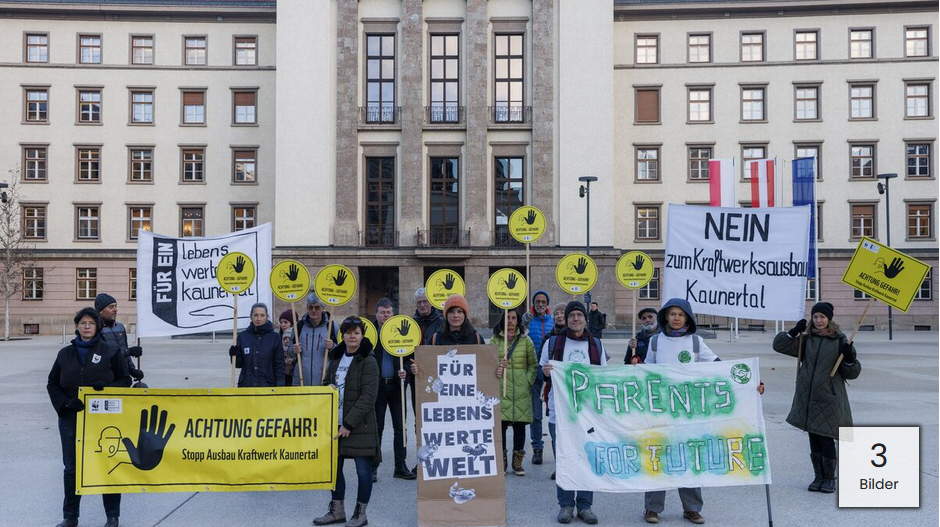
96;293;146;387
773;301;861;494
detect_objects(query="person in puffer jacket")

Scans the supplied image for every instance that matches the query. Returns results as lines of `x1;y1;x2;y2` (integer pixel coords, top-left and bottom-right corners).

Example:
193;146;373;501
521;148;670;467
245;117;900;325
522;289;551;463
492;306;537;476
228;303;285;387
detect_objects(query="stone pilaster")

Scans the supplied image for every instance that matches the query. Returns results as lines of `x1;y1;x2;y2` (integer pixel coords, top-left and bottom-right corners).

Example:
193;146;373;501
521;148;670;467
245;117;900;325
333;0;360;246
399;0;424;246
531;0;555;246
464;0;489;246
398;263;425;317
465;264;491;328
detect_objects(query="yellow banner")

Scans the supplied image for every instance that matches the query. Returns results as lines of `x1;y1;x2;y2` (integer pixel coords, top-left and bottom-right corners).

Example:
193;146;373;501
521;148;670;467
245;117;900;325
841;237;930;312
75;387;338;494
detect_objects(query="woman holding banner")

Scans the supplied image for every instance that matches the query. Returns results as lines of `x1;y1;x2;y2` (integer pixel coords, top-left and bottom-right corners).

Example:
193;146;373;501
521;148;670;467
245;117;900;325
227;303;285;387
48;307;132;527
773;302;861;494
316;317;379;527
492;306;537;476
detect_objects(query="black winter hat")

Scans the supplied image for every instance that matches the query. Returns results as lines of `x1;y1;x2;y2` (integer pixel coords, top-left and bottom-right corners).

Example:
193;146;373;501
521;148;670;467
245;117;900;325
95;293;117;312
811;302;834;320
564;300;587;321
637;307;657;319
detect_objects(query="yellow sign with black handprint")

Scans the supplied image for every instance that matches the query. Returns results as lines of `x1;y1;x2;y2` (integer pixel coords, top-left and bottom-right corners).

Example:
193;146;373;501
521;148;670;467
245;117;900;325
555;253;597;294
216;252;255;294
270;260;311;302
841;237;929;312
487;268;527;309
509;206;546;243
425;269;466;309
314;265;356;306
616;251;654;290
380;315;422;357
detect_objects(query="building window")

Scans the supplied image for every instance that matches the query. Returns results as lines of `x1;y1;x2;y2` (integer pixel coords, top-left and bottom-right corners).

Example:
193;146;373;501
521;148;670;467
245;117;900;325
233;206;256;232
494;34;524;123
905;83;930;118
184;36;207;65
636;148;659;181
639;268;660;300
182;149;205;182
128;269;137;301
741;87;765;121
233;150;256;183
906;27;929;57
23;268;43;300
854;289;871;300
76;206;100;240
78;90;101;123
688;88;712;122
689;147;711;180
365;157;396;247
79;35;101;64
850;29;873;59
741;146;766;179
907;203;933;239
805;278;817;301
494;157;524;246
131;90;154;123
180;207;204;237
233;91;257;124
795;86;819;120
741;32;764;62
849;84;874;119
76;268;97;300
77;148;101;181
795;145;822;180
635;88;660;124
688;34;710;63
366;34;396;123
850;204;876;239
182;91;206;124
234;36;257;66
850;144;875;179
429;34;459;123
26;33;49;63
128;206;152;240
24;147;47;181
25;88;48;122
132;36;153;65
130;148;153;182
635;205;660;241
429;157;459;246
906;143;931;178
635;35;658;64
915;270;932;300
795;30;818;60
22;205;47;239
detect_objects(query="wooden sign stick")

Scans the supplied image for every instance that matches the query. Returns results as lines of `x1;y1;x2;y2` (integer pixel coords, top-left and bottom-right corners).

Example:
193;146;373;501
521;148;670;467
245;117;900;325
502;309;509;397
230;297;238;388
400;356;408;449
292;303;304;386
630;290;637;362
830;298;874;377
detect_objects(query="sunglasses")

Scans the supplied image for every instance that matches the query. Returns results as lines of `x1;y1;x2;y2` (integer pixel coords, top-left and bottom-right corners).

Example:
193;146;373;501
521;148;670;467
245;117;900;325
342;317;364;327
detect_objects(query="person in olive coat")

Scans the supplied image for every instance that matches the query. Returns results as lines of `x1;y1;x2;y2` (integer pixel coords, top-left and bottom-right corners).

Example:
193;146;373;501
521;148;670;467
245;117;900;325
773;301;861;494
228;303;285;387
47;307;132;527
493;306;538;476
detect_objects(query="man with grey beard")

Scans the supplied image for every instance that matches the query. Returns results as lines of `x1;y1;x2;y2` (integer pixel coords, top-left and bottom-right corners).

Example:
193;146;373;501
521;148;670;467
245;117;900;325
626;307;657;364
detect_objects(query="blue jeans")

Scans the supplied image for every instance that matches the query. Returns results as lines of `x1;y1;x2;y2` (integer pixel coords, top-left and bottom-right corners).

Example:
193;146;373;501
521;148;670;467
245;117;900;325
530;376;544;450
332;456;373;504
549;422;593;509
59;415;121;520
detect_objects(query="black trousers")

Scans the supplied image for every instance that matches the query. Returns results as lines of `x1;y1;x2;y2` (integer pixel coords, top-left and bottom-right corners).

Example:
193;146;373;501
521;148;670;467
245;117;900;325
501;421;526;452
59;415;121;520
374;381;407;469
808;432;836;458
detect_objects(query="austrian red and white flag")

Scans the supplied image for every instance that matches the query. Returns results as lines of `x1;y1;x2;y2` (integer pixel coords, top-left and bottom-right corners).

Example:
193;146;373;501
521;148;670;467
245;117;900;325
747;158;776;207
708;158;735;207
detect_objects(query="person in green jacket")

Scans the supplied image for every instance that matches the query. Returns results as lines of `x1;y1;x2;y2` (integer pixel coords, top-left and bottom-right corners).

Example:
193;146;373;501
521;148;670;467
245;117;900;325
773;302;861;495
493;306;537;476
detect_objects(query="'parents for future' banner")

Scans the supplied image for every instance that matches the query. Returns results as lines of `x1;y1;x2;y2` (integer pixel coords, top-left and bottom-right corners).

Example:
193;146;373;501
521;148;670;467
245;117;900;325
663;204;810;321
551;359;771;493
75;387;337;494
136;224;273;337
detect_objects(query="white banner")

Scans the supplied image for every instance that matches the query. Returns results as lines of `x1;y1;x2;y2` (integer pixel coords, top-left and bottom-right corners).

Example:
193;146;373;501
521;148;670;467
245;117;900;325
663;204;810;321
552;359;771;492
136;224;273;337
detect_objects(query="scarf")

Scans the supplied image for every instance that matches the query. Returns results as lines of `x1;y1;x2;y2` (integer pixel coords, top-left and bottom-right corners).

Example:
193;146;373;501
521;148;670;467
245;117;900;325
550;328;601;365
74;334;99;365
811;327;835;338
665;326;689;338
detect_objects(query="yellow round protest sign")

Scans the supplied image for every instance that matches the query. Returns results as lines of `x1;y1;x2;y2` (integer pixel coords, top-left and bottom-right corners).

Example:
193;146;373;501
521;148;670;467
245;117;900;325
379;315;422;357
509;206;546;243
216;252;255;294
616;251;654;290
487;268;527;309
555;253;598;294
425;269;466;310
313;265;357;306
270;260;312;302
340;317;378;348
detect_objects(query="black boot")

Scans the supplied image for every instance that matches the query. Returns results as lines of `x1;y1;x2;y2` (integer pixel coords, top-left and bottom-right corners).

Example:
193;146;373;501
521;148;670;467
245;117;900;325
55;519;78;527
807;453;824;492
502;450;508;473
104;518;119;527
820;457;837;493
532;448;543;465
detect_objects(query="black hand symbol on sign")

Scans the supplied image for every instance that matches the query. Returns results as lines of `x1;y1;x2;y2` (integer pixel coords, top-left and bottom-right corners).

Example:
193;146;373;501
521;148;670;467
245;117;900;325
331;269;348;286
285;263;300;281
523;210;538;225
442;273;456;290
122;405;175;471
231;256;246;273
503;273;519;290
573;257;588;275
632;255;645;271
395;320;412;336
883;257;905;279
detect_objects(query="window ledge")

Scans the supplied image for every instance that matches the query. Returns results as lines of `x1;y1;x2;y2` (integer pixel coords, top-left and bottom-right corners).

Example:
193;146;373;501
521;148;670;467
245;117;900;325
423;123;467;131
180;123;207;127
633;239;662;243
686;179;710;183
794;119;822;123
127;180;155;185
634;180;662;184
231;182;260;186
75;122;103;126
21;179;49;184
904;116;935;121
488;122;533;131
633;121;662;126
848;117;878;122
21;121;50;126
73;239;102;243
358;124;402;132
180;181;208;185
740;120;768;124
904;176;936;181
232;123;259;127
686;120;714;125
906;237;937;242
75;180;102;184
129;122;155;127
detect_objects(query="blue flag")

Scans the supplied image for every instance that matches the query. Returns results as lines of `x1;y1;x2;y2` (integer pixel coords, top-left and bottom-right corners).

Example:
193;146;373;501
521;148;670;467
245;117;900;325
792;158;816;279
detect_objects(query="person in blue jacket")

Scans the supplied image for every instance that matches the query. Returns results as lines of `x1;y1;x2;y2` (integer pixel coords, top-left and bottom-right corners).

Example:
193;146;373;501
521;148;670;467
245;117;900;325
522;289;552;464
228;303;285;387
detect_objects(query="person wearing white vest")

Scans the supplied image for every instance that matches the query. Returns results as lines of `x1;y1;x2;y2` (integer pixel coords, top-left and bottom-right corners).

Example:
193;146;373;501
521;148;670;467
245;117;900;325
630;298;716;525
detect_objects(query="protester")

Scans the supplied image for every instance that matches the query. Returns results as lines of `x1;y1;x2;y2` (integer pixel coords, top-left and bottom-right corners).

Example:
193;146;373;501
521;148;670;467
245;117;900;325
632;298;716;525
228;303;285;387
413;287;444;343
492;306;537;476
425;294;484;346
588;302;607;338
626;307;658;364
372;298;415;481
315;317;380;527
96;293;145;387
773;302;861;494
549;302;567;336
540;300;606;525
47;307;131;527
279;309;295;386
521;290;551;465
292;293;337;386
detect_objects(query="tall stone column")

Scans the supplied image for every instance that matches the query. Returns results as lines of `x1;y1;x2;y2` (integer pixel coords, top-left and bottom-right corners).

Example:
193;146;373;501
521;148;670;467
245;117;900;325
334;0;360;246
398;264;425;318
531;0;555;246
399;0;424;246
464;0;489;246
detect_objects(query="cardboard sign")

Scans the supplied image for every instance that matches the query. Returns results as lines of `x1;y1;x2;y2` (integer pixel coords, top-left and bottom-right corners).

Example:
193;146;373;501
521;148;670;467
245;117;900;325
616;251;654;289
270;260;311;302
216;252;255;294
380;315;421;357
314;265;356;306
555;253;598;294
486;268;527;309
508;206;546;243
425;269;467;310
841;237;930;312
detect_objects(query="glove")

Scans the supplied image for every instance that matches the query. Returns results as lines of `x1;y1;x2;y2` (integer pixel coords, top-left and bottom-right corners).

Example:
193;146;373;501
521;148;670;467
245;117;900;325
91;381;106;391
788;319;808;337
64;398;85;413
229;345;240;357
132;369;145;381
126;346;143;358
841;342;857;363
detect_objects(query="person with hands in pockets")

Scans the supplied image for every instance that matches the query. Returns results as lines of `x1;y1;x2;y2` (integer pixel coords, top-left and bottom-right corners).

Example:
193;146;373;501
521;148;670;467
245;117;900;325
227;303;285;388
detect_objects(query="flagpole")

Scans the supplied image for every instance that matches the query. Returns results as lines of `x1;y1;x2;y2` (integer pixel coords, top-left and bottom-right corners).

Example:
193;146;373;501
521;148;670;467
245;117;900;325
812;155;820;303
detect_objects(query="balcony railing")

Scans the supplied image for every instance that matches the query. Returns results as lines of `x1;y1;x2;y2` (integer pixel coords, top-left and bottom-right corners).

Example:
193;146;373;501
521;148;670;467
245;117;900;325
489;105;532;124
493;228;522;248
425;105;465;125
359;105;400;125
361;227;398;247
418;226;470;248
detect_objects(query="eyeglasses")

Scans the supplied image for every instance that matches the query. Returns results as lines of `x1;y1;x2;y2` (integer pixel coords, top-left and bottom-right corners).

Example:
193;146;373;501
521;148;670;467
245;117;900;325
307;304;323;311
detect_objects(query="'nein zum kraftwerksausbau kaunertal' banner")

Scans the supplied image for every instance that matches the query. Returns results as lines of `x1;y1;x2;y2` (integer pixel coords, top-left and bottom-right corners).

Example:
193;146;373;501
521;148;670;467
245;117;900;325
551;359;771;492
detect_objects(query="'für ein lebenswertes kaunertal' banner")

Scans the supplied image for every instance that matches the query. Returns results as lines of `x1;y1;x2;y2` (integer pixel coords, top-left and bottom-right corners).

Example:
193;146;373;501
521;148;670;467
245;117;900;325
663;204;811;321
75;387;337;494
551;359;771;492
